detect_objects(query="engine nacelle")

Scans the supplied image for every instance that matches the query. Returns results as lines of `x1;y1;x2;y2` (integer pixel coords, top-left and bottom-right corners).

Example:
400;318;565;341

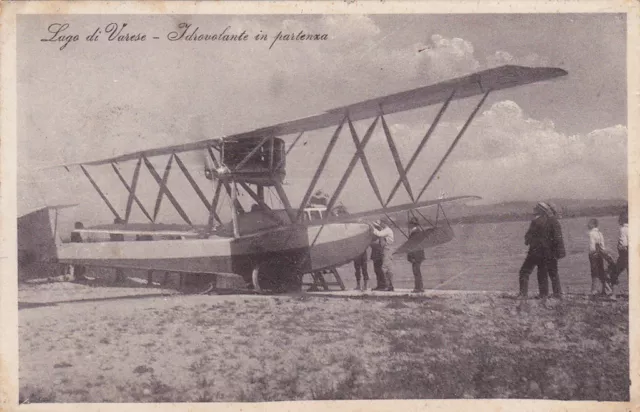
219;137;286;186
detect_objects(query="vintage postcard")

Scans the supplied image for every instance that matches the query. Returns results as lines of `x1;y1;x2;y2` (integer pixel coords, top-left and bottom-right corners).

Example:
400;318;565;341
1;1;638;411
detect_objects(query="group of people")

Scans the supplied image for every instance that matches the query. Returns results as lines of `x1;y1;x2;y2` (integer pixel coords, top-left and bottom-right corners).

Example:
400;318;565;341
518;201;629;300
586;211;628;299
352;217;426;293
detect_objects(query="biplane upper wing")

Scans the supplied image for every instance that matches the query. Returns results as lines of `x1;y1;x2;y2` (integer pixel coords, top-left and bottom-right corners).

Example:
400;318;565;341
57;65;566;167
327;195;481;224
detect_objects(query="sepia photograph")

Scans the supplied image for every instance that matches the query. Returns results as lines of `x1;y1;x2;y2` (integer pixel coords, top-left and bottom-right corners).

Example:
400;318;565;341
2;2;636;409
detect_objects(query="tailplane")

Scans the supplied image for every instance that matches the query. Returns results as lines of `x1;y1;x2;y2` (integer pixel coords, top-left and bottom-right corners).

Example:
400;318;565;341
18;204;78;268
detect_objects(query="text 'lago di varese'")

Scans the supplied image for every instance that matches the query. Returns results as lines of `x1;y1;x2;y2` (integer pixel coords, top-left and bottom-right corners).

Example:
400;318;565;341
40;23;329;51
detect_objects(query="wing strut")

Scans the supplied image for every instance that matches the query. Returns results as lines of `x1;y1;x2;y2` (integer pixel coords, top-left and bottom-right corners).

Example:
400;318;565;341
416;89;491;202
385;89;456;207
142;154;193;225
207;146;244;214
296;115;346;222
111;159;153;223
174;153;212;212
380;112;415;203
274;180;297;223
207;180;223;231
238;181;288;226
325;115;379;214
79;165;122;221
230;180;240;238
151;154;175;221
347;116;385;207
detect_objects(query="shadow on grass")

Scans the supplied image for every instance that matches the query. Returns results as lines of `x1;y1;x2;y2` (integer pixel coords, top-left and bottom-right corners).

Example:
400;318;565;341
18;292;177;310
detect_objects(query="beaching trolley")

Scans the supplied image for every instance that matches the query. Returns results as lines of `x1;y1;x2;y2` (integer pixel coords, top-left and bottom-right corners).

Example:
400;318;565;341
300;206;346;291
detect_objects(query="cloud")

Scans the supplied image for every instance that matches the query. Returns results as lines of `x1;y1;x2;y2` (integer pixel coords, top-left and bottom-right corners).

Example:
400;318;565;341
18;15;625;221
421;101;627;202
486;50;549;68
417;35;480;79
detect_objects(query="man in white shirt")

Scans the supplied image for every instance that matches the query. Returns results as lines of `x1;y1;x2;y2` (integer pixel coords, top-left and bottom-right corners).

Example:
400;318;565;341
587;218;612;296
370;218;396;291
610;210;629;292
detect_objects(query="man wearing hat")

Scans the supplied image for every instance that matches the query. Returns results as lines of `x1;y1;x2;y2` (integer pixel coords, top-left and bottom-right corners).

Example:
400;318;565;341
543;202;566;297
369;218;396;291
518;202;564;298
407;218;426;293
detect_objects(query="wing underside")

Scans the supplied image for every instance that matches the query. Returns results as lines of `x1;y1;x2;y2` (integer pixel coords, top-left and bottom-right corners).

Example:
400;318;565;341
57;65;566;168
327;195;481;223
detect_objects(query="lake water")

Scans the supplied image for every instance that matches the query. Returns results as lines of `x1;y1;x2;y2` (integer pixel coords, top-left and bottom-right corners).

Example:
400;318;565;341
335;215;629;294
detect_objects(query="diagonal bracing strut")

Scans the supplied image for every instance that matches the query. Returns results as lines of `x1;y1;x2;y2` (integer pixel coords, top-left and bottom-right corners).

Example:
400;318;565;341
416;89;492;202
80;165;122;221
325;115;380;214
347;116;386;207
173;153;211;211
380;111;415;203
296;115;347;222
111;159;153;223
385;89;456;207
142;154;192;225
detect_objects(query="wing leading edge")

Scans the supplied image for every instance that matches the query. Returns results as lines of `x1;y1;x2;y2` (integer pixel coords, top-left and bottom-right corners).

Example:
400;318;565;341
327;195;482;224
58;65;566;168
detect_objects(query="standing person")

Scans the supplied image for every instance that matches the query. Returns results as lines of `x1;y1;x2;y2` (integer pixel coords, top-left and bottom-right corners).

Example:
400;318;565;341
110;217;126;284
136;234;154;285
370;238;386;291
370;218;395;292
609;210;628;297
542;203;566;298
518;202;557;299
353;248;369;291
309;190;329;207
407;218;426;293
70;221;88;281
587;218;613;297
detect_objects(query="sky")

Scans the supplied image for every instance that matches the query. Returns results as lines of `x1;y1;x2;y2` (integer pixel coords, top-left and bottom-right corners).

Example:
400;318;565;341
17;13;627;225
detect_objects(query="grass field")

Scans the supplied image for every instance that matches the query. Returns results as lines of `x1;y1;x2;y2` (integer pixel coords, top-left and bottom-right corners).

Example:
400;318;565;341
19;286;629;403
18;215;630;403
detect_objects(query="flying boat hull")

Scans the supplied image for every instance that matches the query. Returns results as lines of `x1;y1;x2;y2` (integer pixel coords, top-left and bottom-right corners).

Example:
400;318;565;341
56;223;371;290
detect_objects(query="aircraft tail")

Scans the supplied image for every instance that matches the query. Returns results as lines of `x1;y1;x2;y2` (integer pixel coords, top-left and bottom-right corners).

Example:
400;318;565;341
17;204;78;267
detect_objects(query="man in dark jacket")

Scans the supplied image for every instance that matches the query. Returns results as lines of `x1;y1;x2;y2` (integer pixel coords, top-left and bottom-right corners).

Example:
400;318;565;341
518;202;565;299
407;218;426;292
539;203;566;298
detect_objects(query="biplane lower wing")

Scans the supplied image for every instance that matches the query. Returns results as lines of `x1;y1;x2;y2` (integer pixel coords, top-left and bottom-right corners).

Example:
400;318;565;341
327;195;481;223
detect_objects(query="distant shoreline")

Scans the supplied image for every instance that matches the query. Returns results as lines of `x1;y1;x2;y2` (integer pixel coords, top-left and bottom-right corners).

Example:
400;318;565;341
450;208;622;225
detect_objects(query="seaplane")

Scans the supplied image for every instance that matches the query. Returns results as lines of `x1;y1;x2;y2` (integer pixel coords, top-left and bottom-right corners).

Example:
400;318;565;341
19;65;567;293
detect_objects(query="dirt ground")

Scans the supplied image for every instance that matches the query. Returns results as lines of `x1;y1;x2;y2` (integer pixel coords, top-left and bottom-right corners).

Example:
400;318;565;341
18;280;629;403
